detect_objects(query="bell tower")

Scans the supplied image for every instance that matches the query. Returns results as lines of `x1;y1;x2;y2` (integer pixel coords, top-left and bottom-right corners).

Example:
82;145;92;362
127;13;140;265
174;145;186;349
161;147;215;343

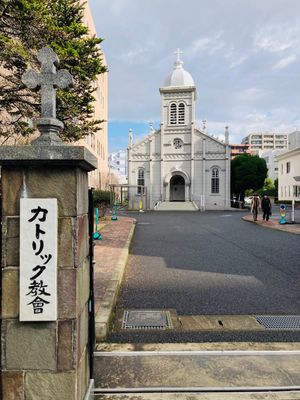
159;49;197;201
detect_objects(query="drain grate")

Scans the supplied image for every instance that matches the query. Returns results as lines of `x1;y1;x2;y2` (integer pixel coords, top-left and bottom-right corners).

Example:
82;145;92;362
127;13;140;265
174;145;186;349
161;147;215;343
122;310;173;330
256;315;300;330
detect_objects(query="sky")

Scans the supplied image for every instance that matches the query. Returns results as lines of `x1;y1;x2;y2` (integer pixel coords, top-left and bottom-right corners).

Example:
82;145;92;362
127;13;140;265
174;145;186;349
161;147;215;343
89;0;300;153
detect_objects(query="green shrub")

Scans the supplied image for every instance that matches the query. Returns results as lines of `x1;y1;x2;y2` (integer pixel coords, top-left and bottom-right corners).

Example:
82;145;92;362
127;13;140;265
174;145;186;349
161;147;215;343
93;190;111;207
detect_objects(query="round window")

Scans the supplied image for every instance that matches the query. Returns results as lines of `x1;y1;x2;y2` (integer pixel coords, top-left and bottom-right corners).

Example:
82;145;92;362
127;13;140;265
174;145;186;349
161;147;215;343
173;138;183;149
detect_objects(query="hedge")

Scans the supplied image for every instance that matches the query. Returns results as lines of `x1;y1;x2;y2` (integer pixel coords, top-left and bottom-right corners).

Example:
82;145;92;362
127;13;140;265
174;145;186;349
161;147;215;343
92;190;111;206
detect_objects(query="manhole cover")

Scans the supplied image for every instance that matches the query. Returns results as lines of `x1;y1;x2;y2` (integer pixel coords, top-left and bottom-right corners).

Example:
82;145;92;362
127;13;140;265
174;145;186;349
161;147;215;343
122;310;173;330
256;315;300;330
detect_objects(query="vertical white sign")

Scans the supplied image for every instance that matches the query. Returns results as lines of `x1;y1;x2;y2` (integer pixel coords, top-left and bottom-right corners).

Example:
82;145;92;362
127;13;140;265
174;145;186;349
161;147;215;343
20;198;57;321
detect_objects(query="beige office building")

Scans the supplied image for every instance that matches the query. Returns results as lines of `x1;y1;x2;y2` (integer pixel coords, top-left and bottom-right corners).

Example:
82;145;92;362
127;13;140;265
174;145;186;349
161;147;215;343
79;1;109;189
242;133;288;152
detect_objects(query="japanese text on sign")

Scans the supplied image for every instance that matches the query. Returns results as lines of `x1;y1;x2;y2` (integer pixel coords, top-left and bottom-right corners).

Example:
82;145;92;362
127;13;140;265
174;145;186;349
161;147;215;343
20;199;57;321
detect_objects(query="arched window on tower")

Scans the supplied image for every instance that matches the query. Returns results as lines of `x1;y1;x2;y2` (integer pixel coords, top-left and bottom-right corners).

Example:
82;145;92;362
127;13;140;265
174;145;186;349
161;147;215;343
170;103;177;125
178;102;185;124
137;168;145;194
211;167;220;194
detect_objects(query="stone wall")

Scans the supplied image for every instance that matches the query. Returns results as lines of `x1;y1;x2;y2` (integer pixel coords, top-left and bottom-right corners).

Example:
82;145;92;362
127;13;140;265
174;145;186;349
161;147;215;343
1;164;91;400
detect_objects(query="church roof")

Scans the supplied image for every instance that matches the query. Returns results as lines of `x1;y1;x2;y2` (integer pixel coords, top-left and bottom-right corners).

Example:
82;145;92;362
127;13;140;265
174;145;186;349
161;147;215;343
129;127;227;150
164;49;195;87
194;128;226;146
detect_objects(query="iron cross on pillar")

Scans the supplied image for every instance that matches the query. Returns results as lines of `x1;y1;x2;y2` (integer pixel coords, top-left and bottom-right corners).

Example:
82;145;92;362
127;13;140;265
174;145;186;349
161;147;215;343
22;47;73;145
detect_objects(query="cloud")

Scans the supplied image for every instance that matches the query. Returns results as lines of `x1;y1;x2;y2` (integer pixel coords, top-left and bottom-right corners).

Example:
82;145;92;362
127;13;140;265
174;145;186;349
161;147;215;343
119;47;148;65
89;0;300;152
188;32;224;57
272;55;297;69
229;55;248;69
254;25;298;53
239;87;267;100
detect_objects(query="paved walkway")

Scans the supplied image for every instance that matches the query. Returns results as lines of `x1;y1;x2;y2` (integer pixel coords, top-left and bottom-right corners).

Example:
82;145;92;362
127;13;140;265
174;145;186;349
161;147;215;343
243;213;300;235
93;216;135;329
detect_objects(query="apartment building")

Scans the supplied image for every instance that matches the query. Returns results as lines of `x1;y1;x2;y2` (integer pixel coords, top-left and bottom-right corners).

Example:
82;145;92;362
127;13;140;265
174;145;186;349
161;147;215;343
288;130;300;150
242;133;288;152
79;1;109;189
230;143;254;159
258;149;286;181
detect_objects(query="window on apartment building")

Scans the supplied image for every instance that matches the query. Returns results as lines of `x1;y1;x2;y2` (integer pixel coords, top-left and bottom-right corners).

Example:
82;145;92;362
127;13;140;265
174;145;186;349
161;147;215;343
211;167;220;194
288;186;291;197
286;162;290;173
281;164;283;174
91;134;95;149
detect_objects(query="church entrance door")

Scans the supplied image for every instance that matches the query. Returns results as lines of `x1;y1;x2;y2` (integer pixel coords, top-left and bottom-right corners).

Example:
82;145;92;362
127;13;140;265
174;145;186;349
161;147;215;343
170;175;185;201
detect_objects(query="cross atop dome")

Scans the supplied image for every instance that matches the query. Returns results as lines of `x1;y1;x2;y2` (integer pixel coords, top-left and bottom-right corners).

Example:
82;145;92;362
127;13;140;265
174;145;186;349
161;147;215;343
163;48;195;87
174;48;183;62
174;48;184;68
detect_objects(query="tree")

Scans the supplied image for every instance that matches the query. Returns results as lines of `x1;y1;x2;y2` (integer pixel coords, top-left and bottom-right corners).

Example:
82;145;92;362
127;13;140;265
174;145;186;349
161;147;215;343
263;177;275;192
0;0;107;143
259;177;277;197
231;154;268;200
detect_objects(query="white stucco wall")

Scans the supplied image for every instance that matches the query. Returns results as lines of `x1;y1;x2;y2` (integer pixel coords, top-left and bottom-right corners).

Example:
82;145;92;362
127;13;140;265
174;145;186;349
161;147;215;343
277;148;300;201
128;127;230;210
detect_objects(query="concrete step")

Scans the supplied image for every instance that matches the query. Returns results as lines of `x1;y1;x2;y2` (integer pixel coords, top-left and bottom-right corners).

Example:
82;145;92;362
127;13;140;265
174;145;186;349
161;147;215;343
94;392;300;400
155;201;198;211
93;349;300;395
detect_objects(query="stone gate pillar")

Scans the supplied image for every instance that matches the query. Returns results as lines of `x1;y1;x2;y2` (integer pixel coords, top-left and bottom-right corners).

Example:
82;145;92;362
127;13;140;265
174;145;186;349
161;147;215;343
0;147;97;400
0;46;97;400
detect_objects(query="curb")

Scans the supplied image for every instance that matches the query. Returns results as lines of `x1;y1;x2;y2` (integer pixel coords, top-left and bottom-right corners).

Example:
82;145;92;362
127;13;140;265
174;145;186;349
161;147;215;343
95;220;136;342
242;216;300;235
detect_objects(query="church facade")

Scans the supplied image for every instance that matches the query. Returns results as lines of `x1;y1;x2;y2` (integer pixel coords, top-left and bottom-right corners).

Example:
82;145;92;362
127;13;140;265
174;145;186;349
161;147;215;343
127;51;231;211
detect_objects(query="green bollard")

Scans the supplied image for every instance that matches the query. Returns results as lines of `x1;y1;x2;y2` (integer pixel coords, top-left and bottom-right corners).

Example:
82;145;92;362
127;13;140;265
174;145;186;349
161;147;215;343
111;203;118;221
93;207;102;240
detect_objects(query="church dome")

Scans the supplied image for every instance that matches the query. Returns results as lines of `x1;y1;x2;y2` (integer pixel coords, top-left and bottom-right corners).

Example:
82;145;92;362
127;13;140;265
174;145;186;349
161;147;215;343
164;49;195;87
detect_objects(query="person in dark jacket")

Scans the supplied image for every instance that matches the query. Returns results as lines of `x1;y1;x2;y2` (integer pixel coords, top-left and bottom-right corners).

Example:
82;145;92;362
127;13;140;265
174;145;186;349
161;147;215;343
261;194;272;221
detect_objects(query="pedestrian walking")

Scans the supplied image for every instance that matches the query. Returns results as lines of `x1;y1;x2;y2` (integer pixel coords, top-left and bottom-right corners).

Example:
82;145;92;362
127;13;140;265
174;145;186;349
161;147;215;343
261;194;272;221
251;194;260;221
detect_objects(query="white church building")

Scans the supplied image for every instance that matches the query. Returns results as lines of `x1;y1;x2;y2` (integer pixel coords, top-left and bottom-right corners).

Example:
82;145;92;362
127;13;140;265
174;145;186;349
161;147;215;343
127;50;231;211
